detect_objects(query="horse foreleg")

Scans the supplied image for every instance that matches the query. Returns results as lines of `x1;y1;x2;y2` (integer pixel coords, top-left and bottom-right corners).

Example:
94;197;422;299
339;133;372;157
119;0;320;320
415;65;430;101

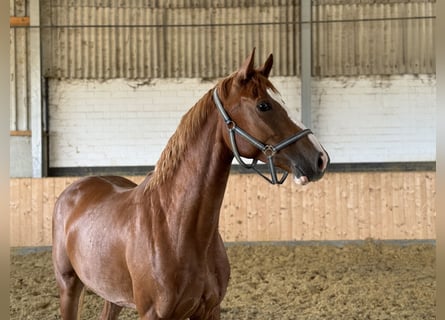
53;235;85;320
209;305;221;320
100;301;123;320
190;305;221;320
54;269;85;320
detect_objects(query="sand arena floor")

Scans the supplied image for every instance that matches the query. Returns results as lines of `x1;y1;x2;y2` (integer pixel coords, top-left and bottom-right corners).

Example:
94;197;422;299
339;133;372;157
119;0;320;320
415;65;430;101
10;240;435;319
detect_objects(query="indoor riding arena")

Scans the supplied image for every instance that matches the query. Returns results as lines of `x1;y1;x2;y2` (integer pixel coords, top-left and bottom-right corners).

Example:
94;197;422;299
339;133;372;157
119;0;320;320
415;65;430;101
10;1;436;319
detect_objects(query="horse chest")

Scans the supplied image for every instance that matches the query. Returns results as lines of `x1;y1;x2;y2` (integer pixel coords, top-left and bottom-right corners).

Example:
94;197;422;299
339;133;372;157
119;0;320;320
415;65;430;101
134;259;222;318
160;272;220;319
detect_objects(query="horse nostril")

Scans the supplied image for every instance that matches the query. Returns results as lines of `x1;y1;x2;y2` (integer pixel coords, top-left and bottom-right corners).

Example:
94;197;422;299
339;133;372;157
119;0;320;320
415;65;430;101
317;152;327;172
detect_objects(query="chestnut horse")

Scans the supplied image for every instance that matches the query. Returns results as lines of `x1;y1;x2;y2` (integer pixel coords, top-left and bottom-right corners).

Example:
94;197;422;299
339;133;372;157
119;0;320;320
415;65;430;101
52;49;329;320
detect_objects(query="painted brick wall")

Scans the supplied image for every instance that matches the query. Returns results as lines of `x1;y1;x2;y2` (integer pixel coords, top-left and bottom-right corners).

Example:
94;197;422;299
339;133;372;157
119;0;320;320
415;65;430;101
312;75;436;163
48;75;435;168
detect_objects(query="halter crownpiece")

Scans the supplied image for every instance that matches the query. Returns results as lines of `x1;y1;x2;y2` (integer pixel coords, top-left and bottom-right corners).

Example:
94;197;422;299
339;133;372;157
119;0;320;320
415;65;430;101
212;88;312;184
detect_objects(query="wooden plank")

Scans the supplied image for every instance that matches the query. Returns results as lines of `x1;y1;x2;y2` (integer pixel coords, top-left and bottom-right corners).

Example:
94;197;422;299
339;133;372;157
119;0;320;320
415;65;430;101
246;175;259;242
403;172;416;239
31;179;44;246
257;176;269;241
317;179;326;240
10;130;31;136
368;173;377;239
425;172;436;238
342;173;358;240
237;175;248;241
421;172;429;238
323;175;333;240
242;175;251;241
323;173;336;240
9;179;20;246
362;173;372;238
266;183;280;241
43;178;55;246
310;182;322;240
54;177;68;204
10;16;30;27
302;180;314;241
396;172;406;239
420;172;433;239
389;173;399;238
378;172;389;239
347;173;359;240
294;181;306;241
227;175;239;242
18;179;32;246
377;172;387;239
411;172;421;238
278;183;292;241
337;172;348;239
357;173;368;239
416;172;428;239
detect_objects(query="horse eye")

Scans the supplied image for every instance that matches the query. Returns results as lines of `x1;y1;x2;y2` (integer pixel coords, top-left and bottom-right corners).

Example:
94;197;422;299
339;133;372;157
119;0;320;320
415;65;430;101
257;102;272;112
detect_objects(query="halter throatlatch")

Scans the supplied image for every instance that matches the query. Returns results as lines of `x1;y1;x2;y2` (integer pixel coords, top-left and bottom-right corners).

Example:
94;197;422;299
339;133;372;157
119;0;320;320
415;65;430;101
213;88;312;184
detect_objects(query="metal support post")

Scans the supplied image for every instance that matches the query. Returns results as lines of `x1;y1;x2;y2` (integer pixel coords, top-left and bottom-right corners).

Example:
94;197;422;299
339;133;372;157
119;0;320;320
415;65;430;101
300;0;312;128
30;0;43;177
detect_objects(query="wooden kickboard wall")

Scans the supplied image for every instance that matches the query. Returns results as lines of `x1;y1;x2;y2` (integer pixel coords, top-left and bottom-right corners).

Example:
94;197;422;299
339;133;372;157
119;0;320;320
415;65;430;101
9;172;436;247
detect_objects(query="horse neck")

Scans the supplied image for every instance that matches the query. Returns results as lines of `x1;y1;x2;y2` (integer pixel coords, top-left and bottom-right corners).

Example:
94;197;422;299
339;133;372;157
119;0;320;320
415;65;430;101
140;91;233;252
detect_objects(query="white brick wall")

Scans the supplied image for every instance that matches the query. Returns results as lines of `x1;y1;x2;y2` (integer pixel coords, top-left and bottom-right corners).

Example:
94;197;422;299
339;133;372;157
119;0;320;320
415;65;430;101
48;75;435;168
312;75;436;163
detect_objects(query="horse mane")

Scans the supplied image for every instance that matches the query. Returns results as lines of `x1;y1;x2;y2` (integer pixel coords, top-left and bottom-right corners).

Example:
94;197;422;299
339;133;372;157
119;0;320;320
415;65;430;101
144;88;214;192
144;71;276;193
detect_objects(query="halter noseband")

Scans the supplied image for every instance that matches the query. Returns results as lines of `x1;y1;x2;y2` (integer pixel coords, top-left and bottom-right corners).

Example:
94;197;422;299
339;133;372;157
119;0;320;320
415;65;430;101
213;88;312;184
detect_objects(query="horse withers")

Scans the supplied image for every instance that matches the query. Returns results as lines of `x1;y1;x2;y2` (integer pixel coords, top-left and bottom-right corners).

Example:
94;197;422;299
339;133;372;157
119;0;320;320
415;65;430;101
52;49;329;320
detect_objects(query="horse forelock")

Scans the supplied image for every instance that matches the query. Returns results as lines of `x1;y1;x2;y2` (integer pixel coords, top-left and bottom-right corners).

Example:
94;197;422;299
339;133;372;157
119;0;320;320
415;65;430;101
220;71;277;100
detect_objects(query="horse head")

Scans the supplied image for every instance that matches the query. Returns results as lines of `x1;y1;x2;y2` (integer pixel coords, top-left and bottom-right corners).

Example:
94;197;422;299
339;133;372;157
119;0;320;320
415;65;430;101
214;49;329;185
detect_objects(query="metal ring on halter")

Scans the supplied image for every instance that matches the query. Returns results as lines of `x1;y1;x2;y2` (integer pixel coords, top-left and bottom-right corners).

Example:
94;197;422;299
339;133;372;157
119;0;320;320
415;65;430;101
226;120;236;131
262;145;276;157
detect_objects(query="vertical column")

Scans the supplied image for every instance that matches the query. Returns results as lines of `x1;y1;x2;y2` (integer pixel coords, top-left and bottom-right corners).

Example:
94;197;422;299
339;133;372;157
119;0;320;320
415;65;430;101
30;0;43;177
300;0;312;127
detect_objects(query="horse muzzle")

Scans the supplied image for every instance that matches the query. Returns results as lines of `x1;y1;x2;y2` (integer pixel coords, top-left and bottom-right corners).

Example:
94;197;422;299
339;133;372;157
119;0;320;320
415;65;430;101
291;149;330;186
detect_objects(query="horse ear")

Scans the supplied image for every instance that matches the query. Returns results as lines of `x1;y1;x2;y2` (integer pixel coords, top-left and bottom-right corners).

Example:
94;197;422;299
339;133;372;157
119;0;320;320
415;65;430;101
236;48;256;81
258;53;273;78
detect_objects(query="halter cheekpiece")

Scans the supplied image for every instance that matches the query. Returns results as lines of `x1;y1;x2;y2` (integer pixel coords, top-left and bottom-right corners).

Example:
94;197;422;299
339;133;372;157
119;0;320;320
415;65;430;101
212;88;312;184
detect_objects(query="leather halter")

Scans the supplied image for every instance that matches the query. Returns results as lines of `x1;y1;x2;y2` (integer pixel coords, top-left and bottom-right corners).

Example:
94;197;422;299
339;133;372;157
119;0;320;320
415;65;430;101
213;88;312;184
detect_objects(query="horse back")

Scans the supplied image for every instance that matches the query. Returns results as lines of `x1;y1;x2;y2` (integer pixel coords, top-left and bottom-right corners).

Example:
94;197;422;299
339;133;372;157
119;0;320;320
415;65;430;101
53;175;139;227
